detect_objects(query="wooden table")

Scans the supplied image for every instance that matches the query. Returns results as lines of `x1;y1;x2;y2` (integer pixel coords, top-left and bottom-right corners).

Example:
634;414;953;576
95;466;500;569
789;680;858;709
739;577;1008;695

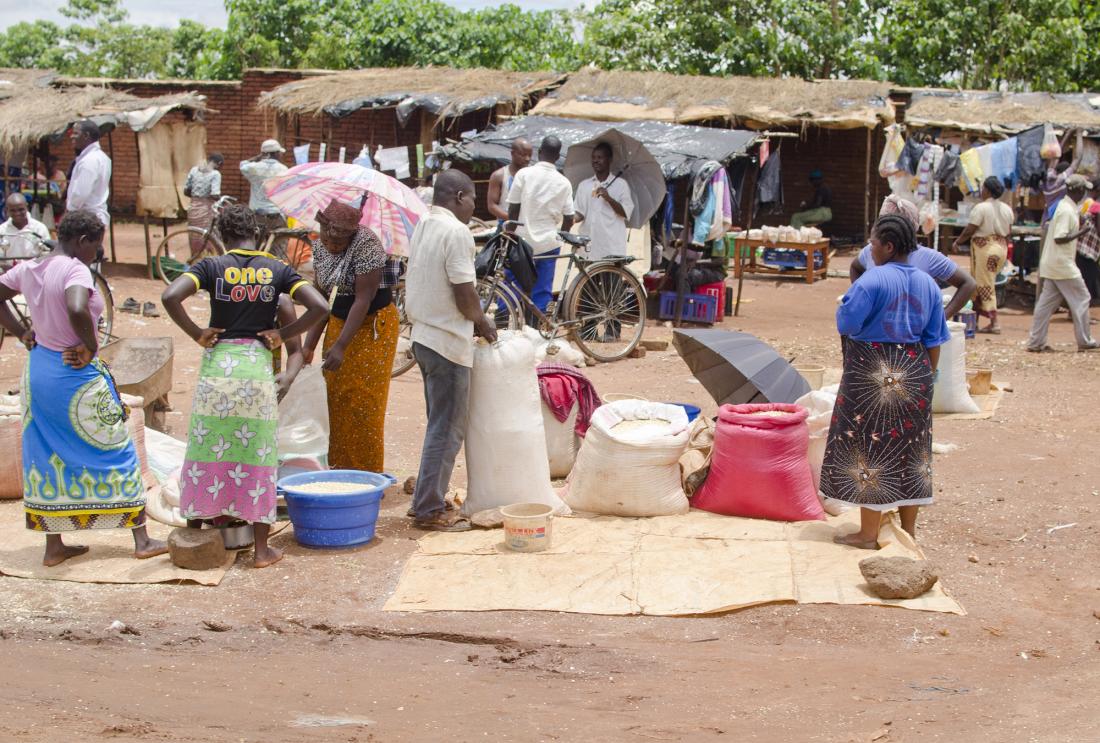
732;238;830;284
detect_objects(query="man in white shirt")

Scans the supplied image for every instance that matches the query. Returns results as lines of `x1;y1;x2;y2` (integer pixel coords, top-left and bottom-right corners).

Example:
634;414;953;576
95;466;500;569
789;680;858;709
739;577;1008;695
240;139;289;245
406;170;496;532
66;120;111;227
1;193;51;242
1027;175;1099;352
573;141;634;260
506;136;574;311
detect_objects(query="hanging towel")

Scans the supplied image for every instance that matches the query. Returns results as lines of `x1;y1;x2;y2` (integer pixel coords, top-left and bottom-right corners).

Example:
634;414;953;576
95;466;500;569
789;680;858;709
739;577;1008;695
707;169;734;242
976;144;995;186
959;148;984;194
537;362;602;437
1016;126;1045;188
692;186;717;246
755;149;783;212
988;138;1018;187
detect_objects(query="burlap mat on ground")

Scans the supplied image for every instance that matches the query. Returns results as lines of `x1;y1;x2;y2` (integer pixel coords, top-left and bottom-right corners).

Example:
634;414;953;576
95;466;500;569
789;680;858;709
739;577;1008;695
384;509;964;616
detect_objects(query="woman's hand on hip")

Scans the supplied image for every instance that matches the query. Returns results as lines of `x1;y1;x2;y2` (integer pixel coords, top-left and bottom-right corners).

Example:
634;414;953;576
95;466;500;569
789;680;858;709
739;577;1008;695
20;329;35;351
194;327;225;348
321;342;345;371
258;328;284;351
63;344;93;369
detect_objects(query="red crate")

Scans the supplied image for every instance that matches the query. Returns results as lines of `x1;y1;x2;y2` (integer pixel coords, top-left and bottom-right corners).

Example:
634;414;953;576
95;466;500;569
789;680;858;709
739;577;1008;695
697;281;726;321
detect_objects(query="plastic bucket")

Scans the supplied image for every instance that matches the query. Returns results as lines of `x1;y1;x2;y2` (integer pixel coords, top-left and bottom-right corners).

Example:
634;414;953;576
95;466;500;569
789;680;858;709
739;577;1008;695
278;470;396;549
793;364;826;391
500;503;554;553
664;402;701;422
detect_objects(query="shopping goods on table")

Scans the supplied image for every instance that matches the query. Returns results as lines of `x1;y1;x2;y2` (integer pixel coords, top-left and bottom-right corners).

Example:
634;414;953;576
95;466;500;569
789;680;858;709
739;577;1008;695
932;322;980;415
463;332;568;516
693;403;824;522
277;365;330;467
562;400;690;517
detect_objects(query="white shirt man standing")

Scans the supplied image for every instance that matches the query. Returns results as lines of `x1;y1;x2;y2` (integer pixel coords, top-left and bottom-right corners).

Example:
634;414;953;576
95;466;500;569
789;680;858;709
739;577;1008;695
66;119;112;227
505;136;574;311
573;141;634;260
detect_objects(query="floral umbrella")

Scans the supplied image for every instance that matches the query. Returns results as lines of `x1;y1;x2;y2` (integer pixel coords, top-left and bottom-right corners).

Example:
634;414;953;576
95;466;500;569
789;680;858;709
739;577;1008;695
263;162;428;256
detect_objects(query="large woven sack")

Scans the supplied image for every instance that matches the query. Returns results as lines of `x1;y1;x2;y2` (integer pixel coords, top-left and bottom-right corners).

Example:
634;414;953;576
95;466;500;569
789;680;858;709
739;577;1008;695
562;400;690;517
463;332;567;515
0;415;22;499
542;400;579;479
794;388;837;492
932;322;979;414
693;403;824;522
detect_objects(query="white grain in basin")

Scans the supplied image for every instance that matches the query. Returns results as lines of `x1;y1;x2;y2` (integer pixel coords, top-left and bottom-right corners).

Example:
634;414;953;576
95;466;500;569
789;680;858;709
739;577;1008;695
290;480;366;494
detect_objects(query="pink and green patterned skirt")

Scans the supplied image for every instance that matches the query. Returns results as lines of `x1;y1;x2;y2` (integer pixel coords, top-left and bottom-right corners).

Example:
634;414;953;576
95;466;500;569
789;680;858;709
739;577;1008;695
180;339;279;524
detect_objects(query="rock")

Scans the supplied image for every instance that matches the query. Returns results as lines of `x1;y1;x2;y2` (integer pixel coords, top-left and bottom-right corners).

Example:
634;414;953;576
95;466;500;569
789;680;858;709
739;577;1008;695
639;339;669;351
859;556;939;600
628;346;647;359
470;508;504;529
168;527;226;571
403;476;417;495
968;554;979;563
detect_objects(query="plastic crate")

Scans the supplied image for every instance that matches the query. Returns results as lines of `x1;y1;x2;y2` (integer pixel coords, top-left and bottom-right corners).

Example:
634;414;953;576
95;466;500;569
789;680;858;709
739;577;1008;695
696;280;726;322
762;247;824;269
658;291;718;324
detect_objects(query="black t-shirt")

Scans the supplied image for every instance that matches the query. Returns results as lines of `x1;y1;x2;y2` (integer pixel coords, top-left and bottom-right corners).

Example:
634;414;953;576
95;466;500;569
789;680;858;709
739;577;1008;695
813;184;833;209
186;249;307;340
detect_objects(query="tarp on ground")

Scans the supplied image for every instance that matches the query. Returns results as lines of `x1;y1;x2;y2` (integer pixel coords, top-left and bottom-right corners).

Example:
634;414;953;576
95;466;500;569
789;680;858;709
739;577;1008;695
384;509;964;616
441;115;762;180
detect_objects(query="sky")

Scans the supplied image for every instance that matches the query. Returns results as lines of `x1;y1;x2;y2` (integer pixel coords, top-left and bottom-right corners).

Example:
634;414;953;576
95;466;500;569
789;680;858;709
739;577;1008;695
1;0;585;29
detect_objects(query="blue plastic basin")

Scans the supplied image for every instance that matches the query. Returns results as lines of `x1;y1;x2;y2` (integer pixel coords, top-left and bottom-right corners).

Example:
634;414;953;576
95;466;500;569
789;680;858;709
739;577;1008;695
665;402;701;422
277;470;396;549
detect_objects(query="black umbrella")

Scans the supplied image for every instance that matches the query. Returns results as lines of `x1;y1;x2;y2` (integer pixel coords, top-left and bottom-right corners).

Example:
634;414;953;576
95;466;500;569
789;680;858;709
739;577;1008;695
672;328;810;406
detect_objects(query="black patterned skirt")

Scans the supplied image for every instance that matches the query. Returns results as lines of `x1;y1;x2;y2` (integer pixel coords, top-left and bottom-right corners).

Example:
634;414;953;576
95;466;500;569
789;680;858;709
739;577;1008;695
820;336;935;511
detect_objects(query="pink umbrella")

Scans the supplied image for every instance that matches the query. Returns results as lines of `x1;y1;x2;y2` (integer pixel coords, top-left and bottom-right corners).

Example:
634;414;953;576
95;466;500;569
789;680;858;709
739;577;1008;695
263;162;428;255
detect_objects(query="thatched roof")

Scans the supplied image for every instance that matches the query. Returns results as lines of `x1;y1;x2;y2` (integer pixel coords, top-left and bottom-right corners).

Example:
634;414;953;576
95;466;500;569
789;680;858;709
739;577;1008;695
530;68;894;129
0;76;207;158
258;66;566;125
901;88;1100;133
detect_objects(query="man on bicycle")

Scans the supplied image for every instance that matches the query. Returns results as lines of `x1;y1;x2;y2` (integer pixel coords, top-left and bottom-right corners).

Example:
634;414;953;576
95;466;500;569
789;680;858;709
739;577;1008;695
241;139;289;248
573;141;634;262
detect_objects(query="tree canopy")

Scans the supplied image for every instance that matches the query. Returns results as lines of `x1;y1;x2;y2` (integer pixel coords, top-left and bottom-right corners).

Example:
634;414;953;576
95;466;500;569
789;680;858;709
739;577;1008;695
1;0;1098;93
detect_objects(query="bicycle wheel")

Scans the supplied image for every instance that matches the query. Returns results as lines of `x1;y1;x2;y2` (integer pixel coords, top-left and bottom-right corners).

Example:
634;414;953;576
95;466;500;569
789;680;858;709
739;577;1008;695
155;228;224;286
565;264;646;362
477;278;523;331
93;271;114;346
390;283;417;378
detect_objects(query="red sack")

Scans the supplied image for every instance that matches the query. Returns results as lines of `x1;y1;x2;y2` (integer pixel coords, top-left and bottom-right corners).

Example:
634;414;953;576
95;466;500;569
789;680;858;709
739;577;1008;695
692;403;824;522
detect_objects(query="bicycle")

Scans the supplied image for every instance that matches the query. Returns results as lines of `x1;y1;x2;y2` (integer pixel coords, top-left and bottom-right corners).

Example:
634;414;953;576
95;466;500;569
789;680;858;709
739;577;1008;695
476;228;647;362
0;231;114;349
153;195;313;285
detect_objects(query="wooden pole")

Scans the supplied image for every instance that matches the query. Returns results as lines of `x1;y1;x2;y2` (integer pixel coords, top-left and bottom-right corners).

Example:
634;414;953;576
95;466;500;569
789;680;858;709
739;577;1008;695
107;129;117;263
672;189;692;327
864;127;872;241
735;148;763;317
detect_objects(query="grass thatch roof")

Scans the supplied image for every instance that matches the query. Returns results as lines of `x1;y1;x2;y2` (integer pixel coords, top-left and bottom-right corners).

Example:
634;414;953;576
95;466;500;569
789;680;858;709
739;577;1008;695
901;89;1100;133
0;78;207;158
530;68;894;129
258;66;566;121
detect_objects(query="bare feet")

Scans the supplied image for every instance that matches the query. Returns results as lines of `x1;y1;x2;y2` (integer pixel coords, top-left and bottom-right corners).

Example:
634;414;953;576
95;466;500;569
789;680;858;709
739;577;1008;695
42;543;90;567
253;545;284;569
833;532;881;550
132;526;169;559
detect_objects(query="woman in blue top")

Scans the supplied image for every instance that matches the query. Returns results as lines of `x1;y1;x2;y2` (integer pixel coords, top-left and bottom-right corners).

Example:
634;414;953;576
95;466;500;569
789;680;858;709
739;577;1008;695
823;215;952;550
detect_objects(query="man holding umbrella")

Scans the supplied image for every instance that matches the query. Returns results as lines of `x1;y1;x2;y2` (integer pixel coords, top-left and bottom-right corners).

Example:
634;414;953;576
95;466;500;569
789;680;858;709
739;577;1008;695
573;142;634;261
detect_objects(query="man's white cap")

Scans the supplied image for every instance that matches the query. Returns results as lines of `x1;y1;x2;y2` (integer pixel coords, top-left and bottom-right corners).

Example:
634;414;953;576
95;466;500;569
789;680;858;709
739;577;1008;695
260;139;285;154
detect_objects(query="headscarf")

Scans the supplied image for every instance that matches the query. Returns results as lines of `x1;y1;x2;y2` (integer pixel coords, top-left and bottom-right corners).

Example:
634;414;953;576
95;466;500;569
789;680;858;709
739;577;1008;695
878;194;919;230
319;199;362;230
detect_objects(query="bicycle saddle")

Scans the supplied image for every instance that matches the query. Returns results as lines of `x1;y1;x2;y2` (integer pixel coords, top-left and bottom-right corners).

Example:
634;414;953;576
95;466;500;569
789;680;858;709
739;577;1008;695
559;232;590;247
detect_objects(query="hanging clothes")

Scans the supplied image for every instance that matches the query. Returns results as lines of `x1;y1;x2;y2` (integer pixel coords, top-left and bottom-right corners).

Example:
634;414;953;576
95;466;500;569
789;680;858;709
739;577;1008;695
692;187;717;246
975;144;995;186
879;125;906;177
959;148;984;194
690;160;722;216
935;149;961;185
987;138;1018;187
1078;138;1100;178
916;145;943;202
726;158;750;221
662;183;675;240
755;148;783;214
1016;125;1045;189
707;169;734;242
896;137;925;175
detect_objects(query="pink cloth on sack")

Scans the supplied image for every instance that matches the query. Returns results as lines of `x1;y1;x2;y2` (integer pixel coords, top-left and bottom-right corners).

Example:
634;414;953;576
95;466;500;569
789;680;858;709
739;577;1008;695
0;255;103;351
536;362;601;437
692;403;825;522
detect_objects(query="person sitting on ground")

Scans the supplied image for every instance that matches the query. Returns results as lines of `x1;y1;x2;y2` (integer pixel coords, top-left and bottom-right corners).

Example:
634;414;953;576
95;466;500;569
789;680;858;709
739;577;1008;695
822;214;951;550
1026;175;1100;353
161;204;329;568
573;141;634;261
952;177;1014;333
790;170;832;229
1;193;51;245
505;136;575;313
852;195;976;319
486;138;531;226
0;210;168;566
405;170;498;532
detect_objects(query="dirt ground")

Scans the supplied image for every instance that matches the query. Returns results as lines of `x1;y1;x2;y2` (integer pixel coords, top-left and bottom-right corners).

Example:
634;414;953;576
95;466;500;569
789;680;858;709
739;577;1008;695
2;223;1099;743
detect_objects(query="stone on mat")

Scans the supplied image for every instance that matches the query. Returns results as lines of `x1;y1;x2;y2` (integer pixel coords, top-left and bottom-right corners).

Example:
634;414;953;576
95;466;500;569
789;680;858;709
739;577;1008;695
168;527;226;571
470;508;504;529
403;476;417;495
859;556;939;600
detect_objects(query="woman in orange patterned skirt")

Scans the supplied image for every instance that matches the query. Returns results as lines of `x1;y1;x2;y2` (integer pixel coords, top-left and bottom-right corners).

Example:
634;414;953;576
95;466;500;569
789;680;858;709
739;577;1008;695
953;177;1013;334
303;200;399;472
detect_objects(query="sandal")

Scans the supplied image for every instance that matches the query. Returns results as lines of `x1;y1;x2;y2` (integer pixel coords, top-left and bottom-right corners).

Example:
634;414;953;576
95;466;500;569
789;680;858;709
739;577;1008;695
119;298;140;314
406;500;455;518
414;512;471;532
142;301;161;318
1026;345;1054;353
977;326;1001;335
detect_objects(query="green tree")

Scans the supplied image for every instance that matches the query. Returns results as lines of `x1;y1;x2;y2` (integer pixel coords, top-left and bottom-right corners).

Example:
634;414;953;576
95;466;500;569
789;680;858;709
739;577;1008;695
0;21;68;70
